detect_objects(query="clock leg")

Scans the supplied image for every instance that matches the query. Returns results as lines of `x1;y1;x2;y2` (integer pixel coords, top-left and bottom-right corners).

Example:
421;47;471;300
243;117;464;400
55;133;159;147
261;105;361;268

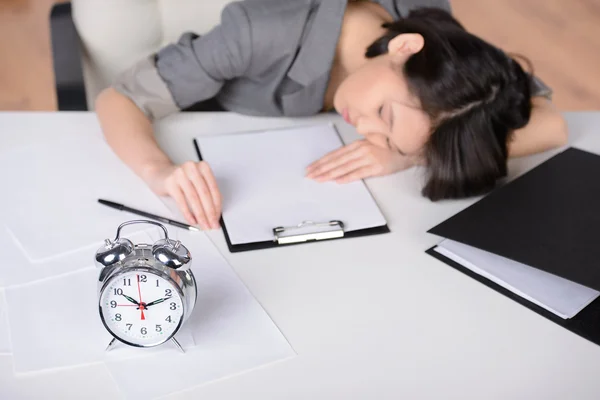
171;337;185;353
105;337;117;352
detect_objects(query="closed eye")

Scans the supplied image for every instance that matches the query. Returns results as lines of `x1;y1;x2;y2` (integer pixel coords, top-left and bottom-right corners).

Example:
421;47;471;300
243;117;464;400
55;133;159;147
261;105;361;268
386;137;393;150
387;137;407;156
379;104;392;130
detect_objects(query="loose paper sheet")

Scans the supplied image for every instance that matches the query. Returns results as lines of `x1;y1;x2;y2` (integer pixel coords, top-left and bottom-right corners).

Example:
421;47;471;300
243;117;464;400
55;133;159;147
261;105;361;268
435;239;600;319
5;266;194;374
0;290;11;354
105;230;295;399
0;136;171;262
195;124;387;245
0;226;154;288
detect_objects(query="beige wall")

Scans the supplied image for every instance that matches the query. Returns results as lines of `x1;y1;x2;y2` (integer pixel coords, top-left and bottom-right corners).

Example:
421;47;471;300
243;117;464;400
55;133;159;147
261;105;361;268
453;0;600;110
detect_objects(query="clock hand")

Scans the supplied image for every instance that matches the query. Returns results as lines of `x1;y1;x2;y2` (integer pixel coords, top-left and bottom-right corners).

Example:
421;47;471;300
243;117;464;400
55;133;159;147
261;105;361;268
136;274;145;320
145;297;169;308
121;293;140;306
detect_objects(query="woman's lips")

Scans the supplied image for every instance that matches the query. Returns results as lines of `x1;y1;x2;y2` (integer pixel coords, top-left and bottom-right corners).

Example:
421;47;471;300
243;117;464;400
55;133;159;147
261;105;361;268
342;108;351;125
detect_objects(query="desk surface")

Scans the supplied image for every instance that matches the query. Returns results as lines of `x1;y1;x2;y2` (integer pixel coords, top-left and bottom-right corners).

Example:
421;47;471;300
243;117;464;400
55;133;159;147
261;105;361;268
2;111;600;400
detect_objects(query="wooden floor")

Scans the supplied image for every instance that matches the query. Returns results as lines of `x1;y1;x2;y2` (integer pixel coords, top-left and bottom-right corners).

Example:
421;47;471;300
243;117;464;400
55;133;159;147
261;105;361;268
0;0;599;111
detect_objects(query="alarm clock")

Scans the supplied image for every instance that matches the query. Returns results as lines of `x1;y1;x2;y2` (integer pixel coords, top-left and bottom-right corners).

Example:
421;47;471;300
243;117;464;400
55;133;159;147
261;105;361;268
95;220;197;352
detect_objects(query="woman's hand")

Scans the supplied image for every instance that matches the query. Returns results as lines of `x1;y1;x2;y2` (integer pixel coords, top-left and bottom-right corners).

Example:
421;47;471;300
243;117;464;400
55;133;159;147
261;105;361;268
305;139;415;183
145;161;222;230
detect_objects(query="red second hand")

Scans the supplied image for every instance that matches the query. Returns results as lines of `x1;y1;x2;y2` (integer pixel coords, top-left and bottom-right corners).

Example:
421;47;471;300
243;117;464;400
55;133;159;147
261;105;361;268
136;274;145;320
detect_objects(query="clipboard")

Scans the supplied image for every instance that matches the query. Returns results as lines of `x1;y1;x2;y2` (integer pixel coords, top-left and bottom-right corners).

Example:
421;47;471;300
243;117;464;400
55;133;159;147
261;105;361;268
216;217;389;253
193;124;390;252
425;147;600;346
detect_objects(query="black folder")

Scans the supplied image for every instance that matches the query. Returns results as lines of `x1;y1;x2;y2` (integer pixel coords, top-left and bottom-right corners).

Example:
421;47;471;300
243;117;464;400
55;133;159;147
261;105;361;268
193;129;389;253
426;147;600;345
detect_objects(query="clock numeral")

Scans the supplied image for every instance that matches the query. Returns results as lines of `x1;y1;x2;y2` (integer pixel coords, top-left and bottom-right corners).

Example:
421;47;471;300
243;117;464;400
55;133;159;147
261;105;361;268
141;327;147;335
139;275;147;283
110;300;117;308
113;288;123;296
123;278;131;286
156;279;160;287
166;316;172;323
170;302;177;310
126;323;132;331
115;314;122;321
156;325;162;333
165;289;172;298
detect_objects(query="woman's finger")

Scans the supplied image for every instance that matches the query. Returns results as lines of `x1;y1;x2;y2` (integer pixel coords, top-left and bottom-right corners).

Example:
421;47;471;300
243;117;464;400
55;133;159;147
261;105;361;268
185;163;218;230
176;169;210;230
306;141;363;175
310;148;366;180
335;165;380;184
167;183;197;226
314;156;371;182
198;162;222;227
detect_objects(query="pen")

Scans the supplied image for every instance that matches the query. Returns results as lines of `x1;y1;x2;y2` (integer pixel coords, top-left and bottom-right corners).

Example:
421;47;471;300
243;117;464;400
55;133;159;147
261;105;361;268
98;199;200;232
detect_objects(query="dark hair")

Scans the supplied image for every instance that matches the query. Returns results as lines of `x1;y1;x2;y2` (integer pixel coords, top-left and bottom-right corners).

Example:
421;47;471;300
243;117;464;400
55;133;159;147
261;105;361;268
366;8;533;201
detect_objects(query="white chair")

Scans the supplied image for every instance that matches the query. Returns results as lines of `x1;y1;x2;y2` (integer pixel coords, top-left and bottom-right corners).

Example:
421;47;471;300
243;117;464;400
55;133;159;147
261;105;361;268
50;0;233;111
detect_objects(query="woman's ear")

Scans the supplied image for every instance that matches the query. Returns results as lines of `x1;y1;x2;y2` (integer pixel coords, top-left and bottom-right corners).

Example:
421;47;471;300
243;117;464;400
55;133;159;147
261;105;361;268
387;33;424;63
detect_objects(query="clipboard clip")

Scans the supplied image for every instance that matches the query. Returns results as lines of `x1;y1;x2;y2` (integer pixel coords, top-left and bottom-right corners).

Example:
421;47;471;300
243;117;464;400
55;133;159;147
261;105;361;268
273;220;345;245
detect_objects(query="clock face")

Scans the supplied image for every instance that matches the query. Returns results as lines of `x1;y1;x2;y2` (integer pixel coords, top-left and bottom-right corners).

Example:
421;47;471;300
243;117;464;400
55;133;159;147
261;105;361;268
99;270;184;347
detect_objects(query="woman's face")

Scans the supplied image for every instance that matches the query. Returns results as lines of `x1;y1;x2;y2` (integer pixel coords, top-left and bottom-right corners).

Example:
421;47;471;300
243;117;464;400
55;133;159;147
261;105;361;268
333;36;432;157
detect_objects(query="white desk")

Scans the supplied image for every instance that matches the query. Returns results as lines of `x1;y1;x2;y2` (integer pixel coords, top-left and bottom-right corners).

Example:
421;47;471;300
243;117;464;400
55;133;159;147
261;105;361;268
1;111;600;399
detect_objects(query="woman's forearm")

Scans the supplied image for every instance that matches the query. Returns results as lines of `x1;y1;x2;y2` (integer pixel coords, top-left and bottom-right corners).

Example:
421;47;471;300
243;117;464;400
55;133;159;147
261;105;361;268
508;96;569;158
95;88;173;194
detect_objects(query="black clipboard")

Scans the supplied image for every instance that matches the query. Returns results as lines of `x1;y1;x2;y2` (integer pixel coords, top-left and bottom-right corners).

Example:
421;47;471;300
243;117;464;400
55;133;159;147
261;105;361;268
193;131;390;253
424;147;600;346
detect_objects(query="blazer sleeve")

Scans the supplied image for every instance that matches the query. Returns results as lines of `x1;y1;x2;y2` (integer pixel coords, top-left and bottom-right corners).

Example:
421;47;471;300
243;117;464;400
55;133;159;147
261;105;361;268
111;2;252;120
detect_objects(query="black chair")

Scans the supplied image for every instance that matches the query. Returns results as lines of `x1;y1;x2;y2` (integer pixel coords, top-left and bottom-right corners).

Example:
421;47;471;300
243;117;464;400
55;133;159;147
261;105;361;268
50;2;87;111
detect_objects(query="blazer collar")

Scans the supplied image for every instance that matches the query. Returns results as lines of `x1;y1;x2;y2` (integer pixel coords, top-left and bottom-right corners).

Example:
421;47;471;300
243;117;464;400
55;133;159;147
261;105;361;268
286;0;347;87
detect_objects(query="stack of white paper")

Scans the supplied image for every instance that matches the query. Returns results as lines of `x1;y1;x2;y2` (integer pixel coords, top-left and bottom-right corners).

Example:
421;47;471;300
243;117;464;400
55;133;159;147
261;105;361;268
0;136;295;397
434;239;600;319
2;226;294;397
4;264;195;374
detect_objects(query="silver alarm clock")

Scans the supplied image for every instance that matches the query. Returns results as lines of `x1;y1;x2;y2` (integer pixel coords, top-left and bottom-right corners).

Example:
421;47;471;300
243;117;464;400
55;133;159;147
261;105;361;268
95;220;197;352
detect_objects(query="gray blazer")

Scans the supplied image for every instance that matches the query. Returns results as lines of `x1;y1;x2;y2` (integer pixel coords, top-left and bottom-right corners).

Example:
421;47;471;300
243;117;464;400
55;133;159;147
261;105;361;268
113;0;551;121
